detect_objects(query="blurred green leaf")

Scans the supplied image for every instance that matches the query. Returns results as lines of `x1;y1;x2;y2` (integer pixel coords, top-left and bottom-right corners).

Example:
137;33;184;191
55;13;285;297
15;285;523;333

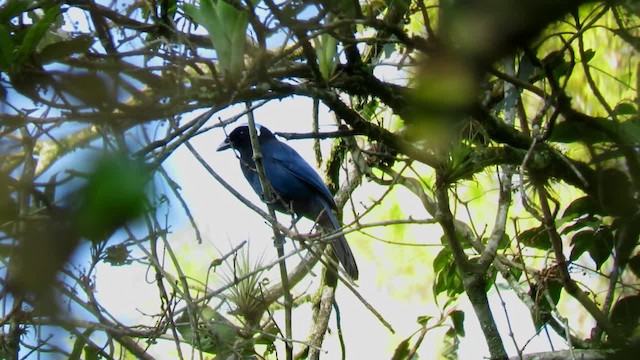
69;329;93;360
177;306;243;356
450;310;465;337
552;60;572;80
628;253;640;278
510;267;523;282
15;6;59;66
613;102;637;116
619;117;640;145
57;72;113;108
433;247;452;273
76;155;149;242
484;267;498;292
549;120;610;144
561;196;603;220
570;230;594;262
254;325;278;346
434;269;447;297
314;33;338;81
547;280;563;306
0;0;29;24
433;255;464;298
496;233;511;250
0;175;18;228
38;35;94;63
391;336;411;360
598;168;635;217
518;226;551;250
183;0;247;81
0;25;14;70
589;226;614;270
582;49;596;63
83;346;99;360
417;315;433;326
361;99;379;121
614;219;640;268
562;216;601;235
445;264;464;298
10;206;79;306
610;295;640;337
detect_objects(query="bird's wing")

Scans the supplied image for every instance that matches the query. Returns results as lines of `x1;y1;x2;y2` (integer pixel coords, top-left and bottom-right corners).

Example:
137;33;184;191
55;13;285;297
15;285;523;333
270;142;337;209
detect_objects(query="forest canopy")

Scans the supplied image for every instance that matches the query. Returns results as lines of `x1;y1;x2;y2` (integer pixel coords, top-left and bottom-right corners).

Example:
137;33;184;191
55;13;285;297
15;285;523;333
1;0;640;359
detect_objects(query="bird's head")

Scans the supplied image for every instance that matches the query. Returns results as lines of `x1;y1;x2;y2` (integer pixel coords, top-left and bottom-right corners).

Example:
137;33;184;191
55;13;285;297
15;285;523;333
217;124;275;152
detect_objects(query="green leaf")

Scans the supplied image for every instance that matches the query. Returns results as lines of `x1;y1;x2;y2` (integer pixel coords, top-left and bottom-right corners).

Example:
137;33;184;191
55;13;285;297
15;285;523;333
183;1;248;81
417;315;433;326
433;261;463;298
561;196;603;220
219;1;248;79
44;174;57;206
552;61;572;80
254;325;278;345
76;155;149;242
433;248;452;273
613;102;637;116
614;220;640;267
38;35;94;63
57;72;112;108
450;310;465;337
484;267;498;292
497;233;510;249
598;168;635;217
0;25;14;70
314;33;338;80
444;327;456;338
627;254;640;278
518;226;551;250
361;99;379;120
570;230;594;261
15;6;60;65
562;216;601;235
83;346;99;360
619;117;640;145
547;280;563;306
0;0;29;24
434;268;448;296
391;337;411;360
610;295;640;337
177;306;242;356
510;267;523;282
582;49;596;63
69;329;93;360
549;120;609;144
589;226;614;270
445;264;464;298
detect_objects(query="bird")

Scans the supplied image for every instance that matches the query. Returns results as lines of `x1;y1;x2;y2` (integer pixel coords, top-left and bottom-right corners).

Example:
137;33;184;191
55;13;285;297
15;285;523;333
217;124;359;280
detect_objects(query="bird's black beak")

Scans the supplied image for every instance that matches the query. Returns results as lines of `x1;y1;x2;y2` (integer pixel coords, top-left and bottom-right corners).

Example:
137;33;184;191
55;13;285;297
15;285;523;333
217;138;232;152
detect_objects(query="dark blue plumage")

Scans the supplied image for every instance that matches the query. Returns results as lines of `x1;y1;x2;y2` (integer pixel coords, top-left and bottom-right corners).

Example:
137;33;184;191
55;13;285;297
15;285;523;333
217;124;359;280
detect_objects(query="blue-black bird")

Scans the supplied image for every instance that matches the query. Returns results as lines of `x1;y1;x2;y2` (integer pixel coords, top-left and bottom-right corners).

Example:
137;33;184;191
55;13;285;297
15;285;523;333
217;124;359;280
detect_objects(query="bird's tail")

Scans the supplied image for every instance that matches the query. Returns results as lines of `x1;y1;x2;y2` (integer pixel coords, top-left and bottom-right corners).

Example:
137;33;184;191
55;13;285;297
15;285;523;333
317;204;359;280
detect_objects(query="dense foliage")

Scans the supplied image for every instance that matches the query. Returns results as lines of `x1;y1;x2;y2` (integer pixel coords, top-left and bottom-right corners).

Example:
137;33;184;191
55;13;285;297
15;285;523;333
1;0;640;359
